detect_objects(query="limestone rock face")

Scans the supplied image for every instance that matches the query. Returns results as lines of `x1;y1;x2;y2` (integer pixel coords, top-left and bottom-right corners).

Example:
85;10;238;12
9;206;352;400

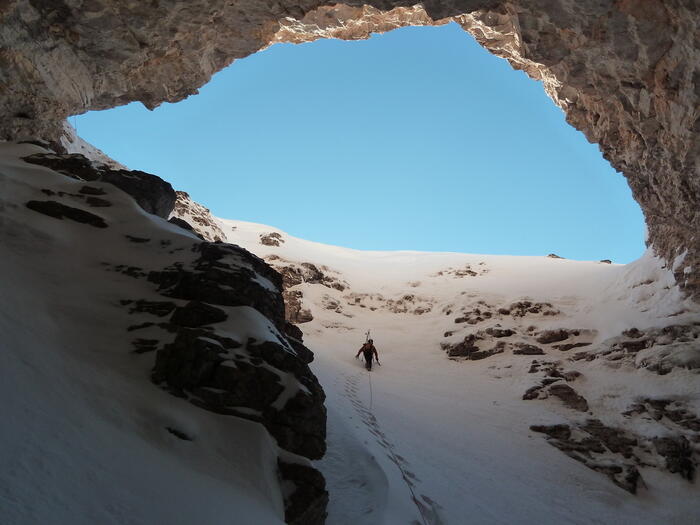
0;0;698;297
170;191;226;242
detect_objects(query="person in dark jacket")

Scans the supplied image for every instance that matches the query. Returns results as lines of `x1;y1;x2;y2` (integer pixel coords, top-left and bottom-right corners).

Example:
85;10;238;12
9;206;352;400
356;339;380;370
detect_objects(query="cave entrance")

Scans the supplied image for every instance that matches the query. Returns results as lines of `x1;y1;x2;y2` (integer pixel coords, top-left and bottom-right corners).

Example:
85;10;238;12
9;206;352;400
75;22;644;263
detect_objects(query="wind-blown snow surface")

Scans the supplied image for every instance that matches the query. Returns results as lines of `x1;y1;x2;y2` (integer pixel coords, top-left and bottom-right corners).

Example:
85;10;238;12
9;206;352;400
216;218;700;524
0;144;286;524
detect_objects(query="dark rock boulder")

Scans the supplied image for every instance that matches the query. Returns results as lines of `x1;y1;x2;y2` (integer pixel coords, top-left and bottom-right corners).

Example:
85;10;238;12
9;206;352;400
170;300;227;327
562;371;582;382
271;260;346;292
446;335;480;357
582;419;637;458
553;342;591;351
653;436;695;481
168;217;205;239
208;360;285;410
278;461;328;525
513;343;545;355
152;329;241;391
170;191;226;242
624;398;700;432
530;424;571;440
100;168;175;218
531;421;641;494
149;242;286;330
112;228;327;515
260;232;284;246
485;327;515;338
23;153;101;180
508;301;558;317
265;387;327;460
284;329;315;365
152;324;326;459
536;329;571;344
622;328;643;338
531;405;698;495
283;322;304;342
23;153;176;218
471;341;507;360
522;385;544;400
618;339;649;352
284;290;313;324
548;384;589;412
25;200;107;228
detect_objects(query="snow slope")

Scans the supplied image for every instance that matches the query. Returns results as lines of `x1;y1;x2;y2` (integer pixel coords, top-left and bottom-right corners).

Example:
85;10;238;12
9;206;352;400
0;144;289;524
3;138;699;524
217;218;700;524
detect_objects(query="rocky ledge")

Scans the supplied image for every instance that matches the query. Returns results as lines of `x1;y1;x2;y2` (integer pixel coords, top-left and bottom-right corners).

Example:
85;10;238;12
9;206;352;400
121;240;329;523
22;150;329;524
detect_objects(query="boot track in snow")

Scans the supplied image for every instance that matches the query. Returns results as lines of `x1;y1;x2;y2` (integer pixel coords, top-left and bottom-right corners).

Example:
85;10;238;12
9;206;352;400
344;372;445;525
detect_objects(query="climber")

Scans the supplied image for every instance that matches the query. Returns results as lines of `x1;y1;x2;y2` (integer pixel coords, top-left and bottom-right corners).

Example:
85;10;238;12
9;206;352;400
356;338;380;371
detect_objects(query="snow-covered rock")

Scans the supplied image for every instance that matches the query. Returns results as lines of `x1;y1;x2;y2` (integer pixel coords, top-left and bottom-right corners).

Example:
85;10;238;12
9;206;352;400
0;143;327;525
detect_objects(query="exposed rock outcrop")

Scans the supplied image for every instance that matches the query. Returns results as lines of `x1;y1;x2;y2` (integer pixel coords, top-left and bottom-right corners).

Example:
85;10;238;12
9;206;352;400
536;329;573;344
148;242;287;329
571;324;700;374
513;343;544;355
267;258;347;292
346;291;432;315
531;412;699;494
23;153;176;218
547;383;589;412
278;460;328;525
530;421;643;494
136;241;327;461
25;200;108;228
7;144;328;522
261;232;285;247
168;216;204;239
170;191;225;242
284;290;314;324
263;256;351;325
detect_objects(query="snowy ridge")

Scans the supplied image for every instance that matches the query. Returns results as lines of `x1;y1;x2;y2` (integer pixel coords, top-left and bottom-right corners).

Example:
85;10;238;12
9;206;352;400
214;218;700;524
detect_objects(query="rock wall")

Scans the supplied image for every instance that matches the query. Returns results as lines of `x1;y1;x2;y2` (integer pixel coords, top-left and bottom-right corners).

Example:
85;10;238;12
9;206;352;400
11;148;328;524
0;0;698;297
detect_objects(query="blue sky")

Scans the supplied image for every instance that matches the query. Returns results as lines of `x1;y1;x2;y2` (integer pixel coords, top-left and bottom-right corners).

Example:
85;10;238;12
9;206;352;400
75;23;645;263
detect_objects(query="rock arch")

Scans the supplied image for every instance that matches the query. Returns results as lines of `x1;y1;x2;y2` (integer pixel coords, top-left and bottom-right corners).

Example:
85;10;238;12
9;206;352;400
1;0;697;296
